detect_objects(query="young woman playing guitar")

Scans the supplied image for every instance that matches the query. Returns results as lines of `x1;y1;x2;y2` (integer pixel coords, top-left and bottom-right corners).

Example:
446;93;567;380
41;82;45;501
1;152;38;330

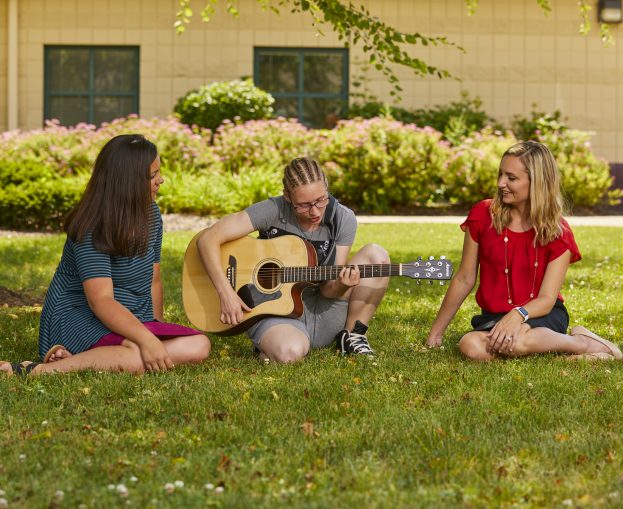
197;157;390;362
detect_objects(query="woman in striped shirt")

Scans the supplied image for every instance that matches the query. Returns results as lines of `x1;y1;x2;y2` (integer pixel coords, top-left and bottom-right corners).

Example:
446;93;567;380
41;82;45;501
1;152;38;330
1;134;211;375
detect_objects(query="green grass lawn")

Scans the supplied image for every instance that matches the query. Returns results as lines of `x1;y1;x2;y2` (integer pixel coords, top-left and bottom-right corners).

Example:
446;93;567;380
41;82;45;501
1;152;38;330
1;224;622;508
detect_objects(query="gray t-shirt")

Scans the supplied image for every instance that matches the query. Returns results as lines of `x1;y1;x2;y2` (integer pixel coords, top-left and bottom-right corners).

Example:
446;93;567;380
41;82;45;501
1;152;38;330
246;195;357;265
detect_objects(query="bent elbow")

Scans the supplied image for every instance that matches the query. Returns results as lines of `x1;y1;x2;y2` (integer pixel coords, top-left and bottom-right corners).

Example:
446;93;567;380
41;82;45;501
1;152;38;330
454;272;476;291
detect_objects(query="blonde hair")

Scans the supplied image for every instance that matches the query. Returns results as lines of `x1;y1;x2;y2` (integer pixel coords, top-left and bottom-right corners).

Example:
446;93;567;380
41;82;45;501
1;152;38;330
491;141;566;245
283;157;328;193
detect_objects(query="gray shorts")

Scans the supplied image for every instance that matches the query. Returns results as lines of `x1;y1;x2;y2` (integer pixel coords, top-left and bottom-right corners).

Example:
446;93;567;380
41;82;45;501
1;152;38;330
246;286;348;348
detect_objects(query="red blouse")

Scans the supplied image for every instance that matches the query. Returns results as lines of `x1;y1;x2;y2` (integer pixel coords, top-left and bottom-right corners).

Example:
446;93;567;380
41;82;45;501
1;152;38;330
461;200;581;313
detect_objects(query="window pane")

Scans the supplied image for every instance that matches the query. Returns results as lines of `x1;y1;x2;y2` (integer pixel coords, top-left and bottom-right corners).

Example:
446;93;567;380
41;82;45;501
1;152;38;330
257;52;298;93
94;49;137;92
302;98;345;128
273;97;299;119
47;48;89;92
94;96;136;124
303;53;344;94
47;96;89;126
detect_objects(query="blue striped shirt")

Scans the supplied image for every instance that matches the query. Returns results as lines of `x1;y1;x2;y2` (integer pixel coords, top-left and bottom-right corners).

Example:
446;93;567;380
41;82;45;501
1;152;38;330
38;202;163;358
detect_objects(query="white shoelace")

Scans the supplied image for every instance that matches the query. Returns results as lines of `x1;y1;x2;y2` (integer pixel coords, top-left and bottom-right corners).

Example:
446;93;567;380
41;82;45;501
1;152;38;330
345;332;374;354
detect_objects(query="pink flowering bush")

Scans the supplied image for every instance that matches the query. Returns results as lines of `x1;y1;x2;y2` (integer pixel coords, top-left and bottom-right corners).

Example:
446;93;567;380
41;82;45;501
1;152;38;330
0;116;221;229
316;118;451;213
213;118;317;174
443;128;518;205
0;114;618;230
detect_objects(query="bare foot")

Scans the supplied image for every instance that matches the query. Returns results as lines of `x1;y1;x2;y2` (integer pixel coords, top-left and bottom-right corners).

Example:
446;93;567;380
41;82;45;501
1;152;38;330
47;348;72;363
44;345;72;363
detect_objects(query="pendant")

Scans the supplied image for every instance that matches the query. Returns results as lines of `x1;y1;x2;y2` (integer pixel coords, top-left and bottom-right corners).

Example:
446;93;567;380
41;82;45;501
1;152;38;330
508;299;512;304
530;293;534;298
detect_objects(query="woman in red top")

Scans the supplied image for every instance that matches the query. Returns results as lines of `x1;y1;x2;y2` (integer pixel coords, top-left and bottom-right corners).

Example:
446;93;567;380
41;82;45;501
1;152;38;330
426;141;622;361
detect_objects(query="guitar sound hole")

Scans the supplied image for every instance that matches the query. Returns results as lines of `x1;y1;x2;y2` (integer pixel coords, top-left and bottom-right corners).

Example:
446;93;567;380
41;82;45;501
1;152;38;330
257;262;281;291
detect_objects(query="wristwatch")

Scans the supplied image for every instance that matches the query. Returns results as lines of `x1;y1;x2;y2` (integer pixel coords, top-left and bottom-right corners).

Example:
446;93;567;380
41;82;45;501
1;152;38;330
513;306;529;322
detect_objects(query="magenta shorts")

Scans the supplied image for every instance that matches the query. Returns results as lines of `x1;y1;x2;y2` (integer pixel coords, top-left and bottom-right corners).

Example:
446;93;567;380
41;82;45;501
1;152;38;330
89;321;202;349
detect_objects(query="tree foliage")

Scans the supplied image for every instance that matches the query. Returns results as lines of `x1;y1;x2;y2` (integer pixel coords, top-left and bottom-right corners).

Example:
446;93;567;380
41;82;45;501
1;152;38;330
175;0;615;98
175;0;459;98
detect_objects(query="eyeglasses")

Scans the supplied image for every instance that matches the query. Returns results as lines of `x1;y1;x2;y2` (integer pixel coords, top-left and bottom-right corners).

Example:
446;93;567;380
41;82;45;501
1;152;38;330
292;196;330;212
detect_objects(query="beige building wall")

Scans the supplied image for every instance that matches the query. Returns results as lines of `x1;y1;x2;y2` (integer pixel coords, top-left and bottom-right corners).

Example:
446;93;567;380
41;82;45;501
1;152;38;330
0;1;7;132
1;0;622;161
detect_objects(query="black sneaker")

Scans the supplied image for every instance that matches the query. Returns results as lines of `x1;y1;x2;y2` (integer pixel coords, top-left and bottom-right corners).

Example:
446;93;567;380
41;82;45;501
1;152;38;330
336;320;374;356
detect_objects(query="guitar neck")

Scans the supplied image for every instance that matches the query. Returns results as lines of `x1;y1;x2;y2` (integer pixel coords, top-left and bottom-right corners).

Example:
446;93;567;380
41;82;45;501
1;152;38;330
281;264;403;283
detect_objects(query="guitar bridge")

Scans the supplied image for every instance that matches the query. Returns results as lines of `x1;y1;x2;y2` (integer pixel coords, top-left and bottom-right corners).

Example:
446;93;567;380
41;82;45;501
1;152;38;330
227;255;237;289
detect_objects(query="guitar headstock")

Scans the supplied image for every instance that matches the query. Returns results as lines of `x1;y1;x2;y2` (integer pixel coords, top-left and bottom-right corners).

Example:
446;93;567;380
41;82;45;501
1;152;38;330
402;257;453;284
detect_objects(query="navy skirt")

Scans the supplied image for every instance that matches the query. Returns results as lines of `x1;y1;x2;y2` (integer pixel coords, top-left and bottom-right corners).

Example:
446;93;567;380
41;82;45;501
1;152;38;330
471;299;569;334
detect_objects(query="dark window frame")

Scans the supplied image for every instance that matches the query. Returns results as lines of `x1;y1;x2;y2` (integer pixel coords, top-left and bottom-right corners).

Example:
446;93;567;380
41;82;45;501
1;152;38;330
253;46;349;127
44;45;140;126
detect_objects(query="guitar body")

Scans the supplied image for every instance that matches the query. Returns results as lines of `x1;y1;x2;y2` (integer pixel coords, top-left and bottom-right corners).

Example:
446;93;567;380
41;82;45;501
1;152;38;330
183;233;317;335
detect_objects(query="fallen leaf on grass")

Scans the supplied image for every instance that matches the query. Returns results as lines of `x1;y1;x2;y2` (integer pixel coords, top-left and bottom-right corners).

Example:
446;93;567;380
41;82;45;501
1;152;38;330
217;455;232;471
301;420;319;438
555;433;569;442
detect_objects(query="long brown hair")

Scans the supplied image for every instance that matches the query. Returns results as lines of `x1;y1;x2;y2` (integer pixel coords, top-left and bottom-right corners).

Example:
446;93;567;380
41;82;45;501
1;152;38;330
65;134;158;257
491;140;566;245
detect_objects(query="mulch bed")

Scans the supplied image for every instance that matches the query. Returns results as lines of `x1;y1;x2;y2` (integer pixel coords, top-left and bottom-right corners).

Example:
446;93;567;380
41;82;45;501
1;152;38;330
0;286;41;307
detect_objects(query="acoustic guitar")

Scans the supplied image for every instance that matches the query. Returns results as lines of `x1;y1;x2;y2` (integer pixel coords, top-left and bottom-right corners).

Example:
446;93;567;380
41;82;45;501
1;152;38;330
182;232;453;335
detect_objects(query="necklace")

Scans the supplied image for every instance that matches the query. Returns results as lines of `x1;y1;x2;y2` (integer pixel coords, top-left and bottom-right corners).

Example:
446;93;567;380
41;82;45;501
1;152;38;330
503;227;539;305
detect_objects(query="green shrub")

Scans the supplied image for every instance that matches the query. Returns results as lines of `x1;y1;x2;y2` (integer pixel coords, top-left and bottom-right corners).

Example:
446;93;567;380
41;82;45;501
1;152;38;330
0;159;57;185
538;129;622;207
157;165;282;216
510;104;566;141
347;102;419;125
348;92;499;146
0;113;617;229
317;118;452;213
0;174;88;230
174;79;274;132
410;92;500;142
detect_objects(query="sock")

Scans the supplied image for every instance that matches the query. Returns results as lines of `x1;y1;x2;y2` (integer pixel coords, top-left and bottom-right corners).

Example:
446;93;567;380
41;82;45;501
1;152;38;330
352;320;368;335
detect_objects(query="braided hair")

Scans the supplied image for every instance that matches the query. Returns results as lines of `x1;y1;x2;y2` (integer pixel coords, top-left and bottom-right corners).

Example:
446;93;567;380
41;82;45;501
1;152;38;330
283;157;328;193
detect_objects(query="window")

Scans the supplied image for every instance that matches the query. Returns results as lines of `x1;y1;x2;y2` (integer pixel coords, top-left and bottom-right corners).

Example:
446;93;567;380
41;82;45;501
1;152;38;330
44;46;139;126
254;47;348;128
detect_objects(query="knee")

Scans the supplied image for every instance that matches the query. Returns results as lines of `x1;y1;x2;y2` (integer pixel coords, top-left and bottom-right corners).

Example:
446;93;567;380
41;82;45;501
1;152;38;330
269;340;309;363
458;333;489;361
187;334;212;363
360;243;390;264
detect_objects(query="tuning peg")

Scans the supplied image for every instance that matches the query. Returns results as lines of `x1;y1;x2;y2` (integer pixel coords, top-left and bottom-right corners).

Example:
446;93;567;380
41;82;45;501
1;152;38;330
417;256;422;261
440;255;446;260
416;280;421;285
440;281;445;286
428;255;434;260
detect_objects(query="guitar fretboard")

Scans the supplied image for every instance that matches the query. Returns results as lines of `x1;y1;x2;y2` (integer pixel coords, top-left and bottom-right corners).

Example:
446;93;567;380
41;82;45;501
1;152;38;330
279;264;404;282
